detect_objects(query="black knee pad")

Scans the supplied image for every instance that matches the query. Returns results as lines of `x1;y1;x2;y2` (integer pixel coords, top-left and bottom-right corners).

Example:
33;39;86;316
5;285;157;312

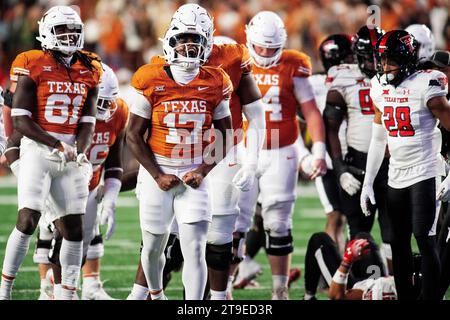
264;230;293;256
90;234;103;246
48;229;63;266
165;234;184;272
206;243;233;271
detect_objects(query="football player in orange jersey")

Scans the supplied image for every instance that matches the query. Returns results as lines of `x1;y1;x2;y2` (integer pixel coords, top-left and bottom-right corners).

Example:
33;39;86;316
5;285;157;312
234;11;327;300
0;6;102;300
31;63;127;300
126;8;233;300
127;4;265;301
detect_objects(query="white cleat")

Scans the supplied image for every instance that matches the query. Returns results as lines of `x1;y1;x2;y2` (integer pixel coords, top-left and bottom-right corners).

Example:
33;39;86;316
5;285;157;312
272;287;289;300
38;279;54;300
233;257;262;289
82;281;115;300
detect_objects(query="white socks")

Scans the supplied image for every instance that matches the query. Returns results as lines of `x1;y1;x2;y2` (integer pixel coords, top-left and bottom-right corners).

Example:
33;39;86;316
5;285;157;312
127;283;149;300
210;289;227;300
150;289;167;300
273;275;289;290
60;239;82;300
0;228;32;300
179;221;209;300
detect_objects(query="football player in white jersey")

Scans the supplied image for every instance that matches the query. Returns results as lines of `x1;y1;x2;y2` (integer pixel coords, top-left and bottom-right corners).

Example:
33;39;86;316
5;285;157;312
361;30;450;300
323;26;393;275
429;50;450;298
303;231;395;300
405;24;435;64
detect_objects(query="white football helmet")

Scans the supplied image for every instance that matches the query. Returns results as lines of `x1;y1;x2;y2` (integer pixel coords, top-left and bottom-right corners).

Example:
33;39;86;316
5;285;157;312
213;35;237;45
97;63;119;121
246;11;287;68
405;24;435;61
163;4;214;70
36;6;84;56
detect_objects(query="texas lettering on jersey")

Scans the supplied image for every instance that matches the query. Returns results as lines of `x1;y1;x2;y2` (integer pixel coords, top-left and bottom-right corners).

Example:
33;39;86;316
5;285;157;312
251;49;311;149
131;63;232;162
10;50;102;136
151;43;250;144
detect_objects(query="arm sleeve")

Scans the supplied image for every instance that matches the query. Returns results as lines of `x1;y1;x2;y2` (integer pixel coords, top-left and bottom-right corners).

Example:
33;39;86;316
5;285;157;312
129;89;152;119
293;76;315;103
213;99;231;120
425;72;448;104
363;122;387;186
242;99;266;166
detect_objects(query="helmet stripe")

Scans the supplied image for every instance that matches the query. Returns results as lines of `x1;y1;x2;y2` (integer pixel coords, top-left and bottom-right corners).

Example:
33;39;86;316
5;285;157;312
378;30;395;53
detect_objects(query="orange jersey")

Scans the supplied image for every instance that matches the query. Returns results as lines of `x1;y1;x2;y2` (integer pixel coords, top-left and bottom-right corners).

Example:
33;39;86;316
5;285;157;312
10;50;102;136
88;98;129;191
150;43;251;137
131;63;232;161
252;49;312;149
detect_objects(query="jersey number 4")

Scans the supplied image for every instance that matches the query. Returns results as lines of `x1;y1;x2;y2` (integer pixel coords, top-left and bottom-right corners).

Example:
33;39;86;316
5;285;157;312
262;86;282;121
383;106;415;137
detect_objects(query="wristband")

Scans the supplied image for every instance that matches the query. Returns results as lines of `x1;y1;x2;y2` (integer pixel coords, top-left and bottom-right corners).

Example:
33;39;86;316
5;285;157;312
312;141;326;160
332;270;349;285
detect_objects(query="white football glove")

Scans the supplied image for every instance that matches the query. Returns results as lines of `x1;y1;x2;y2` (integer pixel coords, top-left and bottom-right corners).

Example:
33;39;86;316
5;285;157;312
437;174;450;202
9;160;20;178
232;165;256;192
299;154;314;176
100;203;116;240
360;184;376;217
100;178;122;240
76;153;92;181
61;141;77;162
339;172;361;196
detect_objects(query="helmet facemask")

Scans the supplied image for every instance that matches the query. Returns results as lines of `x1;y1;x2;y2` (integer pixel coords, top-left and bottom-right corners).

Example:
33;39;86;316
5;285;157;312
96;98;118;121
37;6;84;56
169;32;208;70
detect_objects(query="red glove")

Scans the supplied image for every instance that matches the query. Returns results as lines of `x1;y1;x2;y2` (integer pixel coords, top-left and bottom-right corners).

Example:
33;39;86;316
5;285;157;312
343;239;370;265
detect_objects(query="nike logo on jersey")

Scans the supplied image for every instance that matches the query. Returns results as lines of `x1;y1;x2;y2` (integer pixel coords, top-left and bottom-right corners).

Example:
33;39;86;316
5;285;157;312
198;86;209;91
80;70;90;74
286;156;295;160
228;163;238;167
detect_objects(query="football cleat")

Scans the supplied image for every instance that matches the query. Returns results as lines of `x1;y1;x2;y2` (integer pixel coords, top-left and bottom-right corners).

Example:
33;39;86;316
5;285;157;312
82;280;115;300
233;257;263;289
272;287;289;300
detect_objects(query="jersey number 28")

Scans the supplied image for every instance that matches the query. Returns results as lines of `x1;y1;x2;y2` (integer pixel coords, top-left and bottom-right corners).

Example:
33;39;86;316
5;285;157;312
383;106;415;137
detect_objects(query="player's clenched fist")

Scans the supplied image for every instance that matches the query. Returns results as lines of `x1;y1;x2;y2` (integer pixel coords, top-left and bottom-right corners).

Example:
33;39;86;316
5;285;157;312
154;173;181;191
182;170;205;189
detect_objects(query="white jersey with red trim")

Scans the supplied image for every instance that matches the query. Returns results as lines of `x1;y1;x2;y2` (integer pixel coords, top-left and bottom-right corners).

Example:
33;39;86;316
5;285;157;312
352;276;397;300
370;69;448;188
328;64;373;153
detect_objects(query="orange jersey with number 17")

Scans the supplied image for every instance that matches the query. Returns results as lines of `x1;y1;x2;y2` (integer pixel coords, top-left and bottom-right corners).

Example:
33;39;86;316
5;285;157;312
131;64;232;162
150;43;251;142
10;50;102;138
252;49;312;149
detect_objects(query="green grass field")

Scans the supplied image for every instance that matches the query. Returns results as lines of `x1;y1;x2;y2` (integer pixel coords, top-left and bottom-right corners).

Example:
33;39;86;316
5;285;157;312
0;175;446;300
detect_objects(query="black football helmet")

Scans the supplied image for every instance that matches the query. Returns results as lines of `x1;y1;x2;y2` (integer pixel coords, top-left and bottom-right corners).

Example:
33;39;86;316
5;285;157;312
375;30;418;86
319;34;354;72
353;25;385;78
